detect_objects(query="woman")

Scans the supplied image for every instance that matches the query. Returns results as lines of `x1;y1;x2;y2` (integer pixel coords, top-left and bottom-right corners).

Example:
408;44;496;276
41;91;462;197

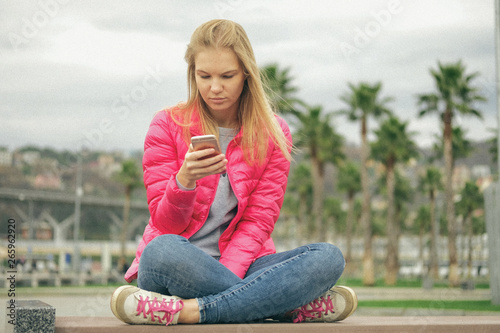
110;19;357;326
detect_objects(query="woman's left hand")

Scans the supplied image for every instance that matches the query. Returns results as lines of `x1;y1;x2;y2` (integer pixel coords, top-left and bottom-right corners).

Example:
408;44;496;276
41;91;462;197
176;144;227;188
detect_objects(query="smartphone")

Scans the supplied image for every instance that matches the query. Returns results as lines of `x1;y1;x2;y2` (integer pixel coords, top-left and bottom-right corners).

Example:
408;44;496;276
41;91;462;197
191;135;221;158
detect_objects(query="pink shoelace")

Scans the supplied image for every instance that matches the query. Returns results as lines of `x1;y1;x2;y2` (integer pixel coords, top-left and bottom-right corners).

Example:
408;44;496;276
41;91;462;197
292;295;335;323
136;295;184;325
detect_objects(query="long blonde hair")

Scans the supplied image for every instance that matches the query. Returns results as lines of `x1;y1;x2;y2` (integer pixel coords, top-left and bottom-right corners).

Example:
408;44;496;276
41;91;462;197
174;19;291;164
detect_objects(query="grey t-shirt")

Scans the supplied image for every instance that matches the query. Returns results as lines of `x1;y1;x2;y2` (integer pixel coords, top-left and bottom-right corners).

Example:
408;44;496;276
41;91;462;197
178;127;239;257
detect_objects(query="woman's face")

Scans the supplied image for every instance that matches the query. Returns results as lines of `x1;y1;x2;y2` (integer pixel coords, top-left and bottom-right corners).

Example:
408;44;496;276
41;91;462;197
195;47;246;128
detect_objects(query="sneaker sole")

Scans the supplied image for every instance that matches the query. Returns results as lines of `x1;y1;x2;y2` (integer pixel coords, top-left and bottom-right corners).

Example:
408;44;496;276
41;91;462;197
110;285;137;323
331;286;358;321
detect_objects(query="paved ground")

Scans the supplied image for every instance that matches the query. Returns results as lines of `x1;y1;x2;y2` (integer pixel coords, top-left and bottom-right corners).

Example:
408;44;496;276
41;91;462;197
1;286;497;328
55;316;500;333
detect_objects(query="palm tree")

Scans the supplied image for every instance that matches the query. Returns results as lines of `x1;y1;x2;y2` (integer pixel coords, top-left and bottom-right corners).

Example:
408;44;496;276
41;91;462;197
286;163;313;241
337;161;361;265
487;130;498;167
415;205;431;272
295;105;345;242
456;181;484;279
338;81;393;286
418;166;443;280
371;116;418;285
417;60;486;286
435;126;473;273
431;126;473;163
114;159;143;273
393;171;414;224
261;63;304;118
323;196;344;243
393;171;415;277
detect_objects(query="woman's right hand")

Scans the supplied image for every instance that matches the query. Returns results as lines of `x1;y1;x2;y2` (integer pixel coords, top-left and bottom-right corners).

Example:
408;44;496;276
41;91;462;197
176;144;227;188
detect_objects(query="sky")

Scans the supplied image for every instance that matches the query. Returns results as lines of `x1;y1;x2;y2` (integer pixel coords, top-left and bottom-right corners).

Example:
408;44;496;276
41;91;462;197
1;0;498;153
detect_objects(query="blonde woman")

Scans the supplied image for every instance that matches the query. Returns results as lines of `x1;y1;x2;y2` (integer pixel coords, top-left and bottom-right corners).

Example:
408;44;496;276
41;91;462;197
111;19;357;326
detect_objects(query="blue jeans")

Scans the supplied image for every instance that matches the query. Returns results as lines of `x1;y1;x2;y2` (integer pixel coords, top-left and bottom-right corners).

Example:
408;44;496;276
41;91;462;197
137;234;345;323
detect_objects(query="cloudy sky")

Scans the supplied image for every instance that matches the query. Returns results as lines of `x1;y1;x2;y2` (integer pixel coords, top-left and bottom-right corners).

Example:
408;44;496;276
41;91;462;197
1;0;497;153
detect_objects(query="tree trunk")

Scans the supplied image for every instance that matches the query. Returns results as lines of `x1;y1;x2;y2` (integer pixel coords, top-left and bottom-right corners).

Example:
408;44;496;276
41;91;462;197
119;186;131;273
298;193;308;244
360;117;374;286
385;161;399;285
443;108;459;286
346;193;355;263
466;213;473;279
311;157;325;242
328;216;336;244
429;190;439;280
459;216;466;278
419;222;424;265
344;193;355;276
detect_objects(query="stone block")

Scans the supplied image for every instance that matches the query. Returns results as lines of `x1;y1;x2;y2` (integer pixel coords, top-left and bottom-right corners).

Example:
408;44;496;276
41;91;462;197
5;300;55;333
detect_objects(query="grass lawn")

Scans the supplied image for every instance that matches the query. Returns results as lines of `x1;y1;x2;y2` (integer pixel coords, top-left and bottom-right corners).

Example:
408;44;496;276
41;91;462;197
335;277;500;312
359;300;500;312
336;277;490;289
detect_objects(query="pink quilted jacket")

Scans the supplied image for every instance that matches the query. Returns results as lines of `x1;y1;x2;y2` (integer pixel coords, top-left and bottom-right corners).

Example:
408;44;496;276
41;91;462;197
124;105;292;282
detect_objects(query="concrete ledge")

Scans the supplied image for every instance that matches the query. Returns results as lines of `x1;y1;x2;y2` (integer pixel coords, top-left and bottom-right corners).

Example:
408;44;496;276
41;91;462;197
55;316;500;333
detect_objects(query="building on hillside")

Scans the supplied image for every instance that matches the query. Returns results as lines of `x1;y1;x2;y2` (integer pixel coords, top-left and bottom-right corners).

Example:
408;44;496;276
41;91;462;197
98;154;121;178
33;173;62;190
0;150;13;166
20;151;41;165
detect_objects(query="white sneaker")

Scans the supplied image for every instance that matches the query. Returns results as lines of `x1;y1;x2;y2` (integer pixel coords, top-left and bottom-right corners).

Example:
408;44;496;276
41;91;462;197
292;286;358;323
110;285;184;326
